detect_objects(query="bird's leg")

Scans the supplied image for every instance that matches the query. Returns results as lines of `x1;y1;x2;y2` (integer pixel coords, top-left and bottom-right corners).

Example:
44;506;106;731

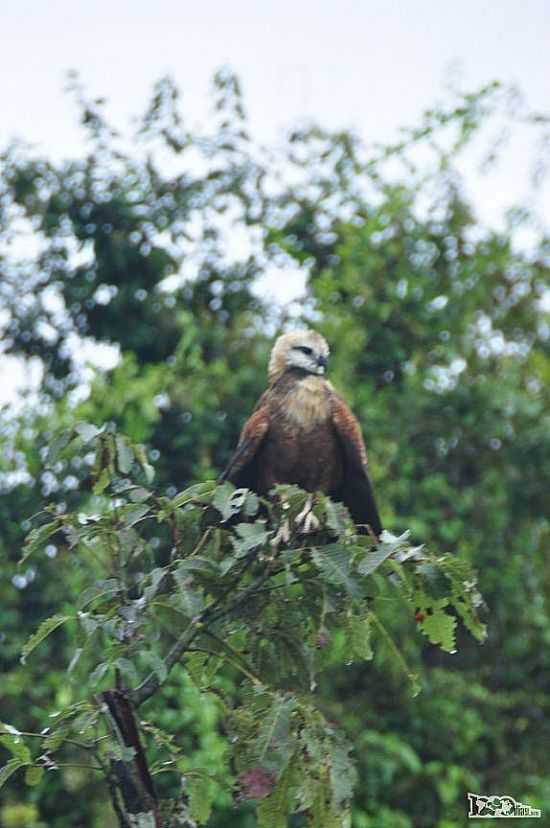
270;518;291;548
295;495;320;533
271;494;291;548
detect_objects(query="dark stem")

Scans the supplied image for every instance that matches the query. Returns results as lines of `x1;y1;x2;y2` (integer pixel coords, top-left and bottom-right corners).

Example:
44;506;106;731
100;689;160;828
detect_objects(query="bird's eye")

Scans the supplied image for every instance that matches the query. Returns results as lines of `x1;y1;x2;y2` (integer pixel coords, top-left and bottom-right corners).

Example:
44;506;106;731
296;346;313;355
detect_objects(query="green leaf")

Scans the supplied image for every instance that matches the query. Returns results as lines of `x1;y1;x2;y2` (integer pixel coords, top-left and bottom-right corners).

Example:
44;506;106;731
78;579;121;610
143;651;168;684
369;610;421;696
329;737;357;808
310;783;341;828
244;490;260;517
212;483;248;521
67;647;83;675
324;499;349;537
232;522;269;556
257;695;294;764
173;574;204;617
346;613;373;661
188;774;212;824
75;422;102;443
256;759;294;828
357;531;412;576
119;503;151;528
420;609;457;653
0;758;27;791
176;558;220;577
46;431;72;466
132;815;156;828
0;724;31;763
170;481;217;509
116;434;134;474
20;518;63;564
109;742;137;763
20;615;72;664
128;487;152;503
93;467;111;495
89;662;110;686
134;443;155;483
311;545;361;597
25;766;44;786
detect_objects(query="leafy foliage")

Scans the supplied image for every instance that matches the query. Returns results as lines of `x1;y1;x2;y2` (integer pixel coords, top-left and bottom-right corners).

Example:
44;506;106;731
0;69;548;827
0;425;483;826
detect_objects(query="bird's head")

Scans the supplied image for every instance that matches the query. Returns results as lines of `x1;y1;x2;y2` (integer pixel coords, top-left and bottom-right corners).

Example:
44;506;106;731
268;330;330;383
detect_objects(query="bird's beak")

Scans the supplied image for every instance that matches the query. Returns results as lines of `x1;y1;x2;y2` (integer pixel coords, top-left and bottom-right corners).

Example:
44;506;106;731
317;355;328;373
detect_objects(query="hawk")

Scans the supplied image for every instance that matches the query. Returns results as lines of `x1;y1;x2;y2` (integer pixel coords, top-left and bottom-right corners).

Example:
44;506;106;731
221;330;382;537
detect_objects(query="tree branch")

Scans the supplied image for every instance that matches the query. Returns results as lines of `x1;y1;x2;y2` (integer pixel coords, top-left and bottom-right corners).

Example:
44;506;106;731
131;560;273;707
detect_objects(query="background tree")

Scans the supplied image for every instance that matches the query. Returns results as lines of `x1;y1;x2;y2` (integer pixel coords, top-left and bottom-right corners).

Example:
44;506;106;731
0;72;548;827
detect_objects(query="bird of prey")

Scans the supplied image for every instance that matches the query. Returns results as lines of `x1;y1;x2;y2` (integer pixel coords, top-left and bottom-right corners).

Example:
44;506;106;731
221;330;382;537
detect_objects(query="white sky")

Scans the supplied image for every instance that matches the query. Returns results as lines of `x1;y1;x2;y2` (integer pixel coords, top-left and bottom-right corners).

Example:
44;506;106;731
1;0;549;404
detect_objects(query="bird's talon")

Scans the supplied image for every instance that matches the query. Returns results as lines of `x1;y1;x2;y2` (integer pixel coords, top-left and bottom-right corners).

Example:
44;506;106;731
271;518;291;547
295;497;320;533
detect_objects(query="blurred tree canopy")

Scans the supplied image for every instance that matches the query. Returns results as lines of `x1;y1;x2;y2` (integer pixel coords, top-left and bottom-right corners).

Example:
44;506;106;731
0;70;549;827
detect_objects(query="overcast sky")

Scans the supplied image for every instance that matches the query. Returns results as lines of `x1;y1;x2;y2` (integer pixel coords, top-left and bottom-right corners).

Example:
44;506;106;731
3;2;549;168
1;0;549;403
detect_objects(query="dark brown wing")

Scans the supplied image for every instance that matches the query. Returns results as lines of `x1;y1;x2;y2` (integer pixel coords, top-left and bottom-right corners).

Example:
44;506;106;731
220;395;270;490
331;394;382;537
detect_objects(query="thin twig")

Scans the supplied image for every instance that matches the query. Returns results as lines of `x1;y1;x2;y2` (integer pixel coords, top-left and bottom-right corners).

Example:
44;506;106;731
201;628;264;684
0;730;96;751
131;561;273;707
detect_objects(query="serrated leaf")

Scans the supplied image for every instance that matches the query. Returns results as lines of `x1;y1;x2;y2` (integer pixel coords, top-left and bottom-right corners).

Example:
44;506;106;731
212;483;248;521
143;651;168;684
329;738;357;808
347;614;373;661
0;758;27;791
0;724;31;763
116;434;134;474
170;482;216;509
20;615;72;664
143;567;169;604
25;766;44;786
93;467;111;495
134;444;155;483
188;774;212;824
232;522;269;556
369;610;421;696
133;814;156;828
324;499;349;537
46;431;72;467
78;579;121;610
75;422;101;443
357;540;398;576
420;610;457;652
109;742;136;763
256;759;293;828
119;503;151;528
67;647;83;675
89;661;110;686
20;518;63;564
257;695;293;763
176;558;220;577
311;545;361;597
114;657;139;683
173;574;204;618
244;490;260;517
128;487;152;503
451;587;487;643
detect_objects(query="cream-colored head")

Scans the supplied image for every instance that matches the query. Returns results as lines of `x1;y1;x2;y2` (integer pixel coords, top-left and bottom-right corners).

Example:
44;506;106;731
268;330;330;383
